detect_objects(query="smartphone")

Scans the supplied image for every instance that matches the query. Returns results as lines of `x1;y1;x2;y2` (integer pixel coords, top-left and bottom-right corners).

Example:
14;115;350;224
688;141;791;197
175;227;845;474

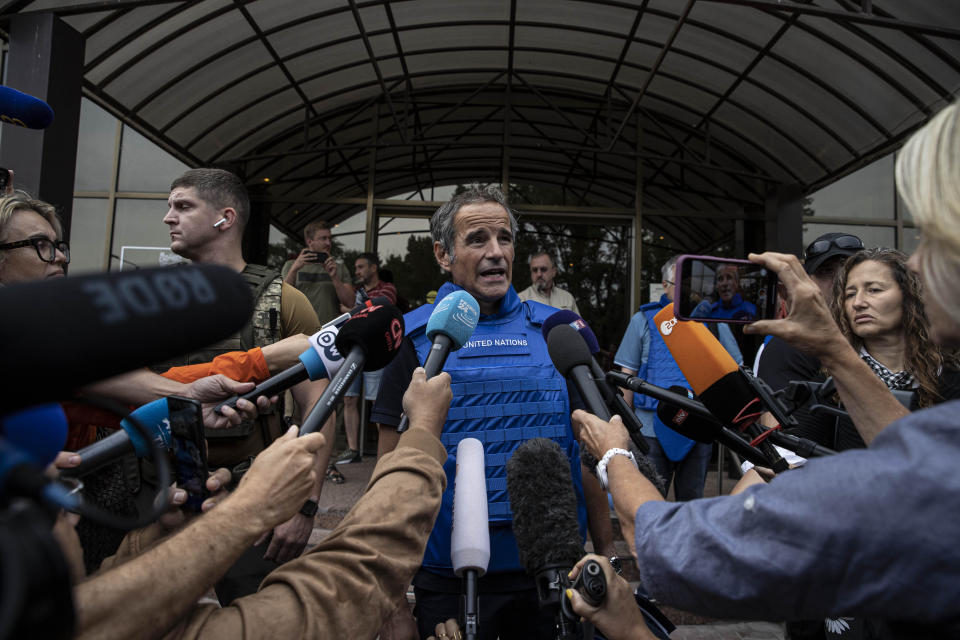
674;255;778;323
166;395;209;512
308;251;329;264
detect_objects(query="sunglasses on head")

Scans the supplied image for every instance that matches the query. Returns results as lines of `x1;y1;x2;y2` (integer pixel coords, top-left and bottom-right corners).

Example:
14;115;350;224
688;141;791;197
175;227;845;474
805;235;863;260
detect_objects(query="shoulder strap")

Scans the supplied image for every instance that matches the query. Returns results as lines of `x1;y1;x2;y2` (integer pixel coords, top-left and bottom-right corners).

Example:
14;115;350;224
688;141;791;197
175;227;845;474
240;264;283;349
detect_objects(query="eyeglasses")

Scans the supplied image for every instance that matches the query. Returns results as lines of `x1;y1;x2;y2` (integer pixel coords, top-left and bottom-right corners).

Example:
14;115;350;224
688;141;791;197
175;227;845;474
805;235;863;260
0;237;70;264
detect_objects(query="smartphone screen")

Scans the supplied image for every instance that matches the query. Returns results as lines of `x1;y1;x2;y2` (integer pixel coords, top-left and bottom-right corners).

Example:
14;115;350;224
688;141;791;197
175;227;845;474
674;255;778;324
166;395;209;512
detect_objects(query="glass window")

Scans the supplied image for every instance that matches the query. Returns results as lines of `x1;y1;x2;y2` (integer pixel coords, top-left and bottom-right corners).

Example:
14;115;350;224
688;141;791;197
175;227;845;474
806;154;895;220
74;99;118;192
68;198;111;275
802;223;896;252
375;215;441;309
117;126;190;193
901;226;923;255
111;198;181;271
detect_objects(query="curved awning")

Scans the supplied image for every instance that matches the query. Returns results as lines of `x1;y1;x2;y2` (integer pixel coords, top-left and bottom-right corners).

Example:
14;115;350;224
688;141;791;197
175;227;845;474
4;0;960;241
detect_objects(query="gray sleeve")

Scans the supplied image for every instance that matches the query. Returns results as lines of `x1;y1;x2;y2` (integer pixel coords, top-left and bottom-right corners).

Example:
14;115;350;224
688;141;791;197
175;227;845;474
632;418;960;622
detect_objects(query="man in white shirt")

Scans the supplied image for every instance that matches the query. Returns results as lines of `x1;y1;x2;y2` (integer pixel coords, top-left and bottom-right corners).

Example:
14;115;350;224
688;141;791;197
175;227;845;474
517;251;580;313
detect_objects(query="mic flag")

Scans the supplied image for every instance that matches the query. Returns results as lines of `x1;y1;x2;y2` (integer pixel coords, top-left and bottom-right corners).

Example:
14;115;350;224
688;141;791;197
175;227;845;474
0;86;54;129
334;300;404;371
451;438;490;576
541;309;600;354
0;265;253;412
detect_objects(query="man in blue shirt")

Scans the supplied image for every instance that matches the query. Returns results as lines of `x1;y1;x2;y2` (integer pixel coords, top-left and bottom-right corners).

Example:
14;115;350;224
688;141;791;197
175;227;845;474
710;263;757;321
372;186;614;640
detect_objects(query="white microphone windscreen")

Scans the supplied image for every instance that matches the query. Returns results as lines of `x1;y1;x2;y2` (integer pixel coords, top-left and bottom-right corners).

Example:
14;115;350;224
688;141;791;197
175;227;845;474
451;438;490;576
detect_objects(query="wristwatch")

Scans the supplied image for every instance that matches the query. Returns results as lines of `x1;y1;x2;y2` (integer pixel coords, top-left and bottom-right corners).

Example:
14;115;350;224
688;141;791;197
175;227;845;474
299;499;319;518
609;556;624;576
596;448;637;490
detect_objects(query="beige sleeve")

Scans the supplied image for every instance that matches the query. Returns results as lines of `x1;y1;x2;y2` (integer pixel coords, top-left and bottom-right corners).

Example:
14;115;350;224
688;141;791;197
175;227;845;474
280;282;321;338
165;429;447;640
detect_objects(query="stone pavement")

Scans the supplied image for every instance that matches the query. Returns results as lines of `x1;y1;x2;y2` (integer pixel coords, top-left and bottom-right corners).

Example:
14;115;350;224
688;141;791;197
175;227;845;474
307;450;784;639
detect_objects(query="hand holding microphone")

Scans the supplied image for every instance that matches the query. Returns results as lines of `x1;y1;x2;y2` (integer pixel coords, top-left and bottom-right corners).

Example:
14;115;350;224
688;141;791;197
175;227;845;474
401;368;452;439
566;554;654;640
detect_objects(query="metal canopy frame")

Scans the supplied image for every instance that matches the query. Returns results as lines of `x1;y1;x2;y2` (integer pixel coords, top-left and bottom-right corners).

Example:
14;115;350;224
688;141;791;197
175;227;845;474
1;0;957;254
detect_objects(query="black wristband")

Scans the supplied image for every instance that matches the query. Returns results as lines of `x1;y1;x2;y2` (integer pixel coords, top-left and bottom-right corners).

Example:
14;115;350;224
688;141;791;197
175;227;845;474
299;499;319;518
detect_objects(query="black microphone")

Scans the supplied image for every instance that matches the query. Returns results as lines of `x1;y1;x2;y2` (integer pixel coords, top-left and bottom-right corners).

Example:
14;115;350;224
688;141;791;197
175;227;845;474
655;388;776;470
542;310;649;454
396;290;480;433
0;265;253;412
547;324;611;421
506;438;592;640
0;86;54;129
298;302;404;435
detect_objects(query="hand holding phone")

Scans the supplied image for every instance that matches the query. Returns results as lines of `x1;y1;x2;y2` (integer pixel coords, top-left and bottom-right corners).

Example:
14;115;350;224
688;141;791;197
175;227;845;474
674;255;779;323
167;395;210;512
308;251;329;264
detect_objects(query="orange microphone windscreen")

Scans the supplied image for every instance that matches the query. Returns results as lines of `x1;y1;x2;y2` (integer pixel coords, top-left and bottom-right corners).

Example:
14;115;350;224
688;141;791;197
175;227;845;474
652;303;739;396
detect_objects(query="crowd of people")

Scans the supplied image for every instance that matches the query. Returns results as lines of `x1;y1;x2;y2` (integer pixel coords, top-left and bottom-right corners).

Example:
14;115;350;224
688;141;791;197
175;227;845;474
1;94;959;640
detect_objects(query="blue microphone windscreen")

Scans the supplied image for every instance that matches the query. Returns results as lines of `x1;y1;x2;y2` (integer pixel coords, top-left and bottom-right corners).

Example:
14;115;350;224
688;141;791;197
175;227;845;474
542;310;600;355
427;290;480;350
0;86;54;129
0;403;67;466
298;348;329;380
120;398;170;458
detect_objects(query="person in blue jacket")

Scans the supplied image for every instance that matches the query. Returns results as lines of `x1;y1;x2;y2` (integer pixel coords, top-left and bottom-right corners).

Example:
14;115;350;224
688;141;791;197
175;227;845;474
710;264;757;321
615;255;742;501
371;185;615;640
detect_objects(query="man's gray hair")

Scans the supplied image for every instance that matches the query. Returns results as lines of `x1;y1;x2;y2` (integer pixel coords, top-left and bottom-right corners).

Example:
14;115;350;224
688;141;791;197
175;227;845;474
661;255;680;282
529;251;556;268
430;185;518;261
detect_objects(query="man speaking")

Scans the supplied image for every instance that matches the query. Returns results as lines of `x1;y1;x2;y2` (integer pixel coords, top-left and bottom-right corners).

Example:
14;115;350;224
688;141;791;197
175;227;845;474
372;186;613;639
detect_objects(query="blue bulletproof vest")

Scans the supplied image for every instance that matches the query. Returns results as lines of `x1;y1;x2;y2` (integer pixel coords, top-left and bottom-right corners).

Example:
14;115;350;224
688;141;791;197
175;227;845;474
634;296;691;411
408;282;588;574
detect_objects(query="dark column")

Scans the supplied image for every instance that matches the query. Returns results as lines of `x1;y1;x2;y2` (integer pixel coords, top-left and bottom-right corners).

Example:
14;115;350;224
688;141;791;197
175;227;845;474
243;186;272;266
764;183;804;258
0;13;84;238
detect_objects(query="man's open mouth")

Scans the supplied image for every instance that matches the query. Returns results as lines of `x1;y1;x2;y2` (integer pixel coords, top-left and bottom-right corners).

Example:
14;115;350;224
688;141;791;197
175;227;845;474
479;267;506;278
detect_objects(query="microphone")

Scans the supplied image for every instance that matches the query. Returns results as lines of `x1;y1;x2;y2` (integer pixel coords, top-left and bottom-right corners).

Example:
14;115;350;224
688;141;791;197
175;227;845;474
542;310;649;454
653;305;789;473
0;403;68;468
451;438;489;640
655;389;776;469
547;324;611;422
396;290;480;434
0;86;54;129
214;324;344;415
62;398;171;478
299;302;404;435
0;264;253;412
506;437;590;639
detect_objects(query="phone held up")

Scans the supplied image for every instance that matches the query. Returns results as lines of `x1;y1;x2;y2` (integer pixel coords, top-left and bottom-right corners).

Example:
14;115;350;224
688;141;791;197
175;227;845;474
674;255;778;324
307;251;329;264
166;395;210;512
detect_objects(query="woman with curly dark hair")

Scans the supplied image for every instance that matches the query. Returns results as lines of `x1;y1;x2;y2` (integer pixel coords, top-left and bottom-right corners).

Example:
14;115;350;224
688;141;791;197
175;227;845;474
831;247;960;450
